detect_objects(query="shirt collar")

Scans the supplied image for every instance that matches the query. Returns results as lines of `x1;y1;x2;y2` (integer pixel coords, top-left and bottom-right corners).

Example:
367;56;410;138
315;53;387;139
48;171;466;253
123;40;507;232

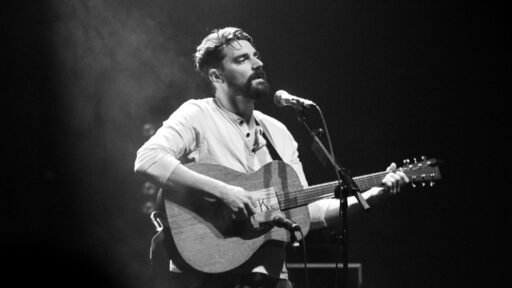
212;97;259;128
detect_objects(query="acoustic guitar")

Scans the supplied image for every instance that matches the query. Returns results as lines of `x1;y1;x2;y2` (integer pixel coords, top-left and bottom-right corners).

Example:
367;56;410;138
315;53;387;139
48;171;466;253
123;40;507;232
162;158;441;274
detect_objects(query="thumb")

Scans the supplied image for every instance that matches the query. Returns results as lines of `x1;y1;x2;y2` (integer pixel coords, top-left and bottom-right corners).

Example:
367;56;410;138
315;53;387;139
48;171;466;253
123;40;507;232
386;162;397;172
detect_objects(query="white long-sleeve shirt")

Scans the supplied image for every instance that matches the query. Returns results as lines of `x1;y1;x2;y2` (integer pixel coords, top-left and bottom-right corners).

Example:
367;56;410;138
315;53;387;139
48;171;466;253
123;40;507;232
135;97;335;278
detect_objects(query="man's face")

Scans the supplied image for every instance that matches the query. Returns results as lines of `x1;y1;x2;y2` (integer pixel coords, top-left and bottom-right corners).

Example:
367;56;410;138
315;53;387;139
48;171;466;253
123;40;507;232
218;40;270;99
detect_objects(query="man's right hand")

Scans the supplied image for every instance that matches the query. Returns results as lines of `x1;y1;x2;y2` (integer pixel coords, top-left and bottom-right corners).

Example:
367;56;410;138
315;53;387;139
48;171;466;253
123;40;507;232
219;185;258;219
165;164;259;219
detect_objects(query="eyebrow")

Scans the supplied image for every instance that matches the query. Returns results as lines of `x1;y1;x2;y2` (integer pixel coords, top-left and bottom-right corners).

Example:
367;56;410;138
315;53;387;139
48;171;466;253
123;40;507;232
233;51;260;61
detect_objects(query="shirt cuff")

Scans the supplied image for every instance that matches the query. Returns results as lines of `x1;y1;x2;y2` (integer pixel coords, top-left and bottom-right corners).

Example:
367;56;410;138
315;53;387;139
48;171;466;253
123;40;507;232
308;199;337;229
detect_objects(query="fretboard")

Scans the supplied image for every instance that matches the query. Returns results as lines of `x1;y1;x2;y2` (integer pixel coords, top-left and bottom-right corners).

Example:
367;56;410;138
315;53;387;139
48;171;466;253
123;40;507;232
278;171;389;211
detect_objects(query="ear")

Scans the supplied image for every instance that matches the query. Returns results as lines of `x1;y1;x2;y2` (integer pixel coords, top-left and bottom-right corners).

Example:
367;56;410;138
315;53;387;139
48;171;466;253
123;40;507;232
208;68;224;84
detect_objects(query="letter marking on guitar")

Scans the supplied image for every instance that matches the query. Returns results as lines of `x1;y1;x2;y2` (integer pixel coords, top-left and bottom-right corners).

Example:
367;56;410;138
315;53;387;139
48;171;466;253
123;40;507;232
253;187;280;213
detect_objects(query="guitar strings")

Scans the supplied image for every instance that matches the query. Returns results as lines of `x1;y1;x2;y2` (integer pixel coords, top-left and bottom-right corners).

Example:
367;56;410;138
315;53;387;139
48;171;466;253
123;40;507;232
275;167;435;209
257;166;434;210
252;171;391;210
248;165;436;212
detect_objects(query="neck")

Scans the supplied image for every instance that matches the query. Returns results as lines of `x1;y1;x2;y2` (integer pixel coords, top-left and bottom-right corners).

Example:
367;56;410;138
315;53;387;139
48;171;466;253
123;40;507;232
216;90;255;123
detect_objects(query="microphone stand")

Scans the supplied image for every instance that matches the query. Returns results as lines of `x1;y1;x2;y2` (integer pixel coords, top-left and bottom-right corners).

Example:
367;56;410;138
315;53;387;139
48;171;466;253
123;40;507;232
295;105;370;288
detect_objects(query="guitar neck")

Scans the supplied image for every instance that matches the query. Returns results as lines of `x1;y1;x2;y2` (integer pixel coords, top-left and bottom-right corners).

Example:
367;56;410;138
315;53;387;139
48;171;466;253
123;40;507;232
278;171;388;211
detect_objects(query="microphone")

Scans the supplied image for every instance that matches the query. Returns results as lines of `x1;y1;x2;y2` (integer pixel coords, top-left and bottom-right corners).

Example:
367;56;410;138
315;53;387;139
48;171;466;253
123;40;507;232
274;90;317;109
273;216;301;232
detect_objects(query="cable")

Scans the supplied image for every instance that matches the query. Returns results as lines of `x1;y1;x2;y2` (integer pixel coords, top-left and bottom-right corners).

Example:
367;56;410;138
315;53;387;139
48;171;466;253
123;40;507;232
315;104;335;160
297;228;309;288
275;217;309;288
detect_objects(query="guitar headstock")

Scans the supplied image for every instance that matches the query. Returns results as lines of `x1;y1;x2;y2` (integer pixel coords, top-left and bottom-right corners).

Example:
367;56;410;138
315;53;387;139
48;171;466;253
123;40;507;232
401;156;442;188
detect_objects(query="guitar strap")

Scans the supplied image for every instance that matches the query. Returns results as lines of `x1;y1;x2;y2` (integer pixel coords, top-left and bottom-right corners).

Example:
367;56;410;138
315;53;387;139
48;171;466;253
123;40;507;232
256;119;283;162
262;132;282;161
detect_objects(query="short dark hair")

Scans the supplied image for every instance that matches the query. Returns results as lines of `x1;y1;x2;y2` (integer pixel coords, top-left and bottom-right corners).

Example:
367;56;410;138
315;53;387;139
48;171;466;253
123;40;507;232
194;27;254;76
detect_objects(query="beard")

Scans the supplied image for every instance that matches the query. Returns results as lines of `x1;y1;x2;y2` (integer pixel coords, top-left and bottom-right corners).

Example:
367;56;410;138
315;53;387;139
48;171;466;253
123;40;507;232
243;70;271;100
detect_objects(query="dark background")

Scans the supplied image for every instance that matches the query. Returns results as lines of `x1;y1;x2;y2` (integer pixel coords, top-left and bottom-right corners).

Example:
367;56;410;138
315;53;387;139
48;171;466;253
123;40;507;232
4;0;504;287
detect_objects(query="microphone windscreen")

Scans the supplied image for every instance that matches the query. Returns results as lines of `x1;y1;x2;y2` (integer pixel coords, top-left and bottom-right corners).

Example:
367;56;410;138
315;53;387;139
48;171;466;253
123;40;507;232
274;90;287;107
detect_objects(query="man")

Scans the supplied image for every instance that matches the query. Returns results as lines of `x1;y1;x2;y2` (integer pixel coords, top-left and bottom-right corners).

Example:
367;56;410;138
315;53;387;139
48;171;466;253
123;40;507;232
135;27;408;288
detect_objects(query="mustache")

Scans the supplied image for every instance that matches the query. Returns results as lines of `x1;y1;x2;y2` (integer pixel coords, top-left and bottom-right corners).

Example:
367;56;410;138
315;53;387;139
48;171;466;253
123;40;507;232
247;70;268;82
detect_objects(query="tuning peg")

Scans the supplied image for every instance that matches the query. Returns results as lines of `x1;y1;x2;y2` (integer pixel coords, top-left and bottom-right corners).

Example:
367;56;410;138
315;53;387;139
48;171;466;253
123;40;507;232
422;182;426;187
411;182;416;188
421;156;427;161
430;181;435;187
403;159;410;165
413;157;417;163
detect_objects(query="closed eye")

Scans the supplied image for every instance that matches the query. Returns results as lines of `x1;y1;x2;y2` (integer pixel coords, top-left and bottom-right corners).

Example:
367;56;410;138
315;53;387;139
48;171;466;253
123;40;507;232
234;55;249;64
234;52;262;64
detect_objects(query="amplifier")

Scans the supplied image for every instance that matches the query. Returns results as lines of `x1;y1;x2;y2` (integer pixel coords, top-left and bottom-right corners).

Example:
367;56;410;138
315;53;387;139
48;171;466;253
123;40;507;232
286;262;363;288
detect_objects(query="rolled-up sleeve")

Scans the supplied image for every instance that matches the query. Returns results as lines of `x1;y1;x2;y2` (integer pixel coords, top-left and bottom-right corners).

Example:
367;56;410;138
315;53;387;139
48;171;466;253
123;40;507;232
308;198;338;229
134;100;200;185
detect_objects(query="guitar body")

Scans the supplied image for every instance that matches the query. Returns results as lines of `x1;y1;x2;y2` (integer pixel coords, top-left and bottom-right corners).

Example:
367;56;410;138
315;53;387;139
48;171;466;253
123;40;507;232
162;161;311;274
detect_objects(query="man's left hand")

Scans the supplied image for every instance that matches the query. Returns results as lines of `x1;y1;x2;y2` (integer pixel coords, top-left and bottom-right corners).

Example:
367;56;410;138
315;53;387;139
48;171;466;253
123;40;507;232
382;162;409;194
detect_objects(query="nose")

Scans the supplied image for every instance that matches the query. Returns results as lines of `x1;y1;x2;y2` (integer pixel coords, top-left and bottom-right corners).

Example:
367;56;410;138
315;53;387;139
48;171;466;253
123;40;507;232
252;57;263;70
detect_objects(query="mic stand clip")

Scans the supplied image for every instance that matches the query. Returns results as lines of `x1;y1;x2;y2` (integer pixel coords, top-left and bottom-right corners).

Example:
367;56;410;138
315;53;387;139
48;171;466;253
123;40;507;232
273;216;301;247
